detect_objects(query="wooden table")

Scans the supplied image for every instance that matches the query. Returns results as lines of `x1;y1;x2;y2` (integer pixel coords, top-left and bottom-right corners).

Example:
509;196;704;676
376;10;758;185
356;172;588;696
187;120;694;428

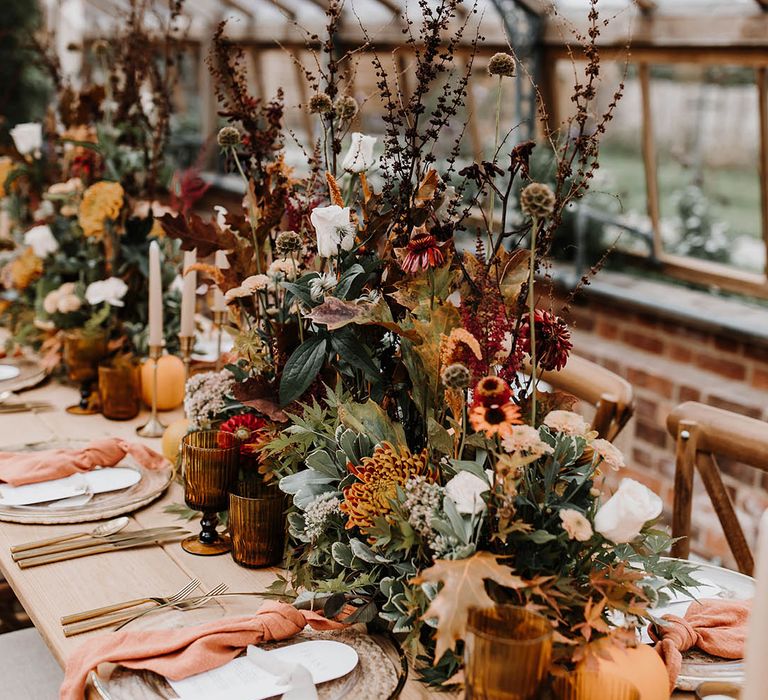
0;381;691;699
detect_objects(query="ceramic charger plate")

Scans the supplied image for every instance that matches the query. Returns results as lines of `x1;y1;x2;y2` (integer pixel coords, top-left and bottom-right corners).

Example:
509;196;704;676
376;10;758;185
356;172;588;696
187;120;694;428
0;356;48;393
648;559;755;691
87;593;407;700
0;440;173;524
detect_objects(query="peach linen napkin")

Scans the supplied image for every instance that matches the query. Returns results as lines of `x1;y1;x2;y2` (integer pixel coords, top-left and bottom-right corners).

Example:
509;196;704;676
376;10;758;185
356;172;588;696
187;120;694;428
0;438;167;486
650;597;751;690
60;600;345;700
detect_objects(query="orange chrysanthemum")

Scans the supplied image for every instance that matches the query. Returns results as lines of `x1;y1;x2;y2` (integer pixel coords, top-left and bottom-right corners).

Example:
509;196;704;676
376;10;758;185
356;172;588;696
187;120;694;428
0;157;14;198
341;443;433;532
469;401;522;438
78;181;124;239
8;248;43;290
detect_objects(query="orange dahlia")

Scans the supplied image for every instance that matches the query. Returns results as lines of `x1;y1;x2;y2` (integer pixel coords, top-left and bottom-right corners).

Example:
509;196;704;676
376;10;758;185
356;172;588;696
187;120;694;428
8;248;43;290
78;181;124;239
341;443;433;531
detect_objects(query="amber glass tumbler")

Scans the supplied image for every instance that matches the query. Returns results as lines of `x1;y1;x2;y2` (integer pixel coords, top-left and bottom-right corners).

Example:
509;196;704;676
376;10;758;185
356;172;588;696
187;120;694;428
98;361;141;420
229;479;286;568
181;430;239;556
464;606;553;700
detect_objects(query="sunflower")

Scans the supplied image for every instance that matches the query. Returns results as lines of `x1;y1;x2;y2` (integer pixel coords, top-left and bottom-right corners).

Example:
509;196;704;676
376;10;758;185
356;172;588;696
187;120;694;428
78;181;125;239
341;443;433;531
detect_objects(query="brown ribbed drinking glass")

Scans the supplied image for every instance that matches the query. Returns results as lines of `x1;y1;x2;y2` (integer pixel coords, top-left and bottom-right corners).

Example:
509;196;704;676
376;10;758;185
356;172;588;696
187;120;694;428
229;479;286;568
181;430;239;556
464;606;553;700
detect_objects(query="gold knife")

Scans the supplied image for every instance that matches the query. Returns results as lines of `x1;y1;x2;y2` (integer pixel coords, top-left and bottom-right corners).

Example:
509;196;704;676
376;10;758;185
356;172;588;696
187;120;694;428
12;527;189;561
17;531;190;568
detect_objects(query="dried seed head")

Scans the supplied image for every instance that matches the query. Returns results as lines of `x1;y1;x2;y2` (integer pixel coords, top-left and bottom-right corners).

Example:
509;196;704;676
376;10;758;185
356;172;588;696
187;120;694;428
275;230;303;256
308;93;333;114
334;95;359;121
217;126;242;148
441;363;471;390
520;182;556;219
488;52;516;78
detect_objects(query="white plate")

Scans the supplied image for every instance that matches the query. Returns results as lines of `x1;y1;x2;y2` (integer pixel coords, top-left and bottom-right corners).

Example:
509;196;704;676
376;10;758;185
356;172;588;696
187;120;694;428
168;640;359;700
0;468;141;506
0;365;21;381
650;559;754;691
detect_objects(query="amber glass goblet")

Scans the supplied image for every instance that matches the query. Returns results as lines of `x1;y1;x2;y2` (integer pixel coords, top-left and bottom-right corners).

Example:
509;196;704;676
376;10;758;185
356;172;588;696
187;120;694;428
551;671;640;700
464;605;553;700
63;328;109;415
181;431;239;556
98;360;141;420
229;479;286;568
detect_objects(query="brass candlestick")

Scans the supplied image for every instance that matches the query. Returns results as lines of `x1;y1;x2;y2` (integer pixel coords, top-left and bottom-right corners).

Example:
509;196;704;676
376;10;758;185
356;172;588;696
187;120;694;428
178;334;194;382
213;310;226;371
136;344;167;438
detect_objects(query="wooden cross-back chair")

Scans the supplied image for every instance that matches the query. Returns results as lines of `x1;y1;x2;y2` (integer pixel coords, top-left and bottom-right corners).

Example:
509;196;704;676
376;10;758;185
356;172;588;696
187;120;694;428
527;354;635;441
667;401;768;575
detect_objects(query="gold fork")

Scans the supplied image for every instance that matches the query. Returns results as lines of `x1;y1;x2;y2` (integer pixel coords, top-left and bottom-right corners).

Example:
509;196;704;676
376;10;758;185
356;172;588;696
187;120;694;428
61;579;200;627
64;583;229;637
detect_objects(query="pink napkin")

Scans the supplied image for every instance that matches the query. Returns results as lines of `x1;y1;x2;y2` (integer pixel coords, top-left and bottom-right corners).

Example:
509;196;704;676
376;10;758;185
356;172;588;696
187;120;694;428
650;597;751;689
0;438;168;486
60;600;344;700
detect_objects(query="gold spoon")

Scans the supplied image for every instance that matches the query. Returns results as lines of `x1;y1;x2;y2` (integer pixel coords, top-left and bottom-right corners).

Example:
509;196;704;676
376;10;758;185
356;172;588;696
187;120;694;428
9;516;130;554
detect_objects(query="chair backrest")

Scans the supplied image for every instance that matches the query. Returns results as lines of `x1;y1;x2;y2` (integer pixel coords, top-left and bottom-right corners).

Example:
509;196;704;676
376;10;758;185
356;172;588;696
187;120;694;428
528;354;635;441
667;401;768;575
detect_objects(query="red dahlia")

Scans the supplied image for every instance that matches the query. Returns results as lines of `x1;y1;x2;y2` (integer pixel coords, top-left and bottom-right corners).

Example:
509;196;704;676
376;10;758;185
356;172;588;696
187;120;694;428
519;309;572;372
219;413;267;454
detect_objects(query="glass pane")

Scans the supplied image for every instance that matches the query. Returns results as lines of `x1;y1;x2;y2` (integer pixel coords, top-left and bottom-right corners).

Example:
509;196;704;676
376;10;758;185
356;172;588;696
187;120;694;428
651;64;764;274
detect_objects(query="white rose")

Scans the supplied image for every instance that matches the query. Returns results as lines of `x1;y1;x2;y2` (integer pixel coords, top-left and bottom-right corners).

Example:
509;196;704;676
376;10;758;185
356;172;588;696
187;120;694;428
24;225;58;258
594;478;663;544
10;122;42;156
310;205;356;258
341;132;377;173
85;277;129;307
445;470;492;515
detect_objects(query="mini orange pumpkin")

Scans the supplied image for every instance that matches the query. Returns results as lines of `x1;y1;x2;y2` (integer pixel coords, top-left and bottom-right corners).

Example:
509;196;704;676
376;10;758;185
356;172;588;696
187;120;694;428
586;641;670;700
140;354;186;411
162;418;190;462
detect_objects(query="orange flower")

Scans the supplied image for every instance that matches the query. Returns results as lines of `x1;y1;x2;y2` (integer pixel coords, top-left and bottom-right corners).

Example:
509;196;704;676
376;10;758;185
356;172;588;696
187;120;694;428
469;401;522;439
78;181;124;239
0;157;14;198
8;248;43;290
341;443;433;532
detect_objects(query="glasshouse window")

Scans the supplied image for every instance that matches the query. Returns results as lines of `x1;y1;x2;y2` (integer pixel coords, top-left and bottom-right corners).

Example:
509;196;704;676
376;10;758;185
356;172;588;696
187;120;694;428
651;64;764;275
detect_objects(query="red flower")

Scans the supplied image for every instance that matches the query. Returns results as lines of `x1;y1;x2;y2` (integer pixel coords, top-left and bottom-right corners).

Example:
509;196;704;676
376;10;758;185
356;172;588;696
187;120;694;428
473;376;513;407
401;231;445;273
519;310;572;372
219;413;266;454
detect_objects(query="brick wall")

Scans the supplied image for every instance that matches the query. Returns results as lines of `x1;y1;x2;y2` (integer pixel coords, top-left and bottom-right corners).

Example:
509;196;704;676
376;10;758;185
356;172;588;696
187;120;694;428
560;291;768;569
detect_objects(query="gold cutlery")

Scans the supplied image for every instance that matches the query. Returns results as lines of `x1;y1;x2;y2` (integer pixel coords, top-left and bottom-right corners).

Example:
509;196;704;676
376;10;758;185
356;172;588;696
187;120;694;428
10;517;131;554
61;578;201;628
12;527;190;561
64;583;229;637
17;530;191;568
0;404;54;414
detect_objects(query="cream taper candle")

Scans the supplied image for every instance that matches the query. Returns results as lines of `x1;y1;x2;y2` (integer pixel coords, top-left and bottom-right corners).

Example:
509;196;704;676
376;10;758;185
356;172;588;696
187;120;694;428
742;508;768;700
148;240;163;346
180;249;197;336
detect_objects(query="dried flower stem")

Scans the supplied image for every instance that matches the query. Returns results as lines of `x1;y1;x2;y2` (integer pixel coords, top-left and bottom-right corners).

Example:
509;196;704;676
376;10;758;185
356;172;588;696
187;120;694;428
528;216;538;424
486;75;503;250
230;147;262;275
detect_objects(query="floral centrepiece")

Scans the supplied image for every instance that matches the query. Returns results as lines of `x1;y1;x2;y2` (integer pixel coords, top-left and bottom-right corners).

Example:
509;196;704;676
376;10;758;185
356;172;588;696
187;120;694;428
167;0;699;689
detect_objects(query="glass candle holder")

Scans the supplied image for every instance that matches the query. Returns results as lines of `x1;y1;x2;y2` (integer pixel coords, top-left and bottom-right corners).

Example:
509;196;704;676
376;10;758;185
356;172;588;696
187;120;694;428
63;328;109;415
181;430;239;556
229;479;286;568
464;605;553;700
98;361;141;420
551;670;641;700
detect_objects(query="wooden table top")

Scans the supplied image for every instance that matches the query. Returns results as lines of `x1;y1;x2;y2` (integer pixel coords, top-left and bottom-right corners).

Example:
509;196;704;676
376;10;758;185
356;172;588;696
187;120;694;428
0;381;691;699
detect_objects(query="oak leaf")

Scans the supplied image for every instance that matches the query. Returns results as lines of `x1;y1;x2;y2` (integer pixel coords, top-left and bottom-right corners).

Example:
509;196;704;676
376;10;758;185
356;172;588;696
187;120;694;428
158;213;235;258
413;552;524;661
